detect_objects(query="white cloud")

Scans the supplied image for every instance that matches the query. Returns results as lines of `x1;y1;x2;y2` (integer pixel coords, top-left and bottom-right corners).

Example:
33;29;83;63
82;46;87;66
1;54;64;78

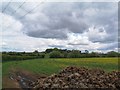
67;33;89;45
87;26;107;42
1;2;118;52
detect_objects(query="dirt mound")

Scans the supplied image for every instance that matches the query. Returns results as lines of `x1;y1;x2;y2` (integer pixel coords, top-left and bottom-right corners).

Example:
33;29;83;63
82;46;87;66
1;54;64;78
34;66;120;89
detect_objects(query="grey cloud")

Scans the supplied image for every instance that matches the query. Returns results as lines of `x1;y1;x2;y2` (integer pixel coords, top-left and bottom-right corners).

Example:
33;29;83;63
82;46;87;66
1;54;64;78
118;42;120;47
26;29;68;39
98;42;118;51
23;4;89;39
42;3;89;34
2;2;117;41
23;2;117;40
81;2;118;44
61;17;88;33
48;45;64;48
1;2;118;52
89;24;118;43
68;43;88;46
45;16;88;33
21;2;89;39
90;34;117;43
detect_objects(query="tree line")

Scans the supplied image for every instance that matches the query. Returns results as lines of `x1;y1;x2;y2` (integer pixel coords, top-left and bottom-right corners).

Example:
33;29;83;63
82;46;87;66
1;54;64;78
45;48;120;58
2;51;45;62
2;48;120;61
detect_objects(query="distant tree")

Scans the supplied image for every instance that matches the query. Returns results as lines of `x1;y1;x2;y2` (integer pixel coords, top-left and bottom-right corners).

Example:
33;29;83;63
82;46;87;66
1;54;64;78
62;52;68;58
16;52;22;56
85;50;89;54
45;49;53;53
22;51;26;54
8;52;16;55
107;51;118;57
62;49;67;52
33;50;39;56
118;53;120;57
2;52;6;54
49;51;63;58
67;50;72;53
34;50;39;53
53;48;59;51
79;51;82;53
38;53;45;58
90;52;99;57
67;50;80;58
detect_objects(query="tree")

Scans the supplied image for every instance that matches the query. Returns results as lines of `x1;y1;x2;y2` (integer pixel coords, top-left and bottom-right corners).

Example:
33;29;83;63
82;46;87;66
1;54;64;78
107;51;118;57
49;51;63;58
34;50;39;53
67;50;80;58
53;48;59;51
89;52;99;57
85;50;89;54
45;49;53;53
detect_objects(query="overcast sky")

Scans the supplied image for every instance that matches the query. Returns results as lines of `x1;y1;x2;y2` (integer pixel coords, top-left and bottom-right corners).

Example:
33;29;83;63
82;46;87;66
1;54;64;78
0;1;118;52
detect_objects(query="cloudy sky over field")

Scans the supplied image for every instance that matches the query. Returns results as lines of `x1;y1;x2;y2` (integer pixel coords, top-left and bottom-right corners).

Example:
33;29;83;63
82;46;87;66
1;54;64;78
1;0;118;52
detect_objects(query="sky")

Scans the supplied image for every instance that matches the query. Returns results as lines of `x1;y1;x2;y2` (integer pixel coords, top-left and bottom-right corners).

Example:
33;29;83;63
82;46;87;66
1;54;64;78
0;0;119;52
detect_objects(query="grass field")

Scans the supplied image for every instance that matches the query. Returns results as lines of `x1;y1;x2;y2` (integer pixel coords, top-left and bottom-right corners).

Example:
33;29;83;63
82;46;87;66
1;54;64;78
0;62;2;89
2;57;118;76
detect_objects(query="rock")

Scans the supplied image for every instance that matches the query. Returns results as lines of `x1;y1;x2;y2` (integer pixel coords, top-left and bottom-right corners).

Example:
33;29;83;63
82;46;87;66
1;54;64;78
52;84;59;88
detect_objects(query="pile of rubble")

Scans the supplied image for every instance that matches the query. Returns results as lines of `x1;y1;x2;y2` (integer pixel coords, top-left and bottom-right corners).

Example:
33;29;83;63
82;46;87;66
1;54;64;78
34;66;120;89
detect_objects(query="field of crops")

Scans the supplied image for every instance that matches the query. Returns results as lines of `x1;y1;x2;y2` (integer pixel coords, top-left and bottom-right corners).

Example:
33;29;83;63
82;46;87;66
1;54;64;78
3;57;118;76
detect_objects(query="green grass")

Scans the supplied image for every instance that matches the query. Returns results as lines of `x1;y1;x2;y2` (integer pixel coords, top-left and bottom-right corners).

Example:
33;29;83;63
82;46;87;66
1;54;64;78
2;58;118;76
0;62;2;89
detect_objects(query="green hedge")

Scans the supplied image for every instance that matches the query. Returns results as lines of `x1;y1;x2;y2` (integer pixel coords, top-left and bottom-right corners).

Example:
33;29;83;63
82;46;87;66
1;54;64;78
2;54;45;62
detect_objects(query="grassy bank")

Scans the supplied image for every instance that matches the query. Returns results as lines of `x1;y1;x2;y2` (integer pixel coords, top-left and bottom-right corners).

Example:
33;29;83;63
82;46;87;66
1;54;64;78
2;58;118;76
